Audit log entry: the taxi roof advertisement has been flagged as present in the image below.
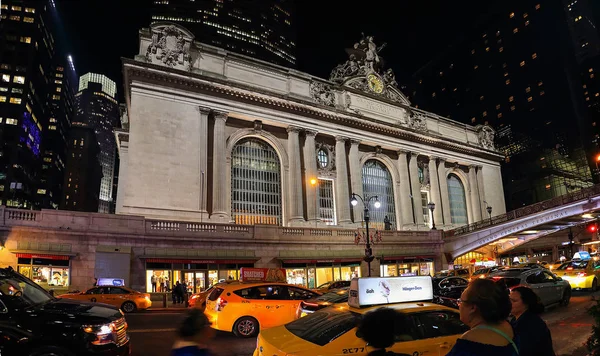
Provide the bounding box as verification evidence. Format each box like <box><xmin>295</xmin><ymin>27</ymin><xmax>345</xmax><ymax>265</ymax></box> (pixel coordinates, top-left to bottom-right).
<box><xmin>239</xmin><ymin>267</ymin><xmax>286</xmax><ymax>283</ymax></box>
<box><xmin>348</xmin><ymin>276</ymin><xmax>433</xmax><ymax>308</ymax></box>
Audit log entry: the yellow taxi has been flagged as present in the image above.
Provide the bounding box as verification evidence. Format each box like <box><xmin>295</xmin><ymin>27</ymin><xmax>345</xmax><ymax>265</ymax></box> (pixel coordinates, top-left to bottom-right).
<box><xmin>205</xmin><ymin>268</ymin><xmax>321</xmax><ymax>337</ymax></box>
<box><xmin>254</xmin><ymin>276</ymin><xmax>468</xmax><ymax>356</ymax></box>
<box><xmin>58</xmin><ymin>285</ymin><xmax>152</xmax><ymax>313</ymax></box>
<box><xmin>553</xmin><ymin>252</ymin><xmax>600</xmax><ymax>290</ymax></box>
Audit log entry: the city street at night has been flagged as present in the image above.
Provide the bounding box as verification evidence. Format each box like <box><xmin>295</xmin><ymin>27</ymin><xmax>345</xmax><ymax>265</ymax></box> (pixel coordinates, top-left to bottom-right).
<box><xmin>127</xmin><ymin>291</ymin><xmax>599</xmax><ymax>356</ymax></box>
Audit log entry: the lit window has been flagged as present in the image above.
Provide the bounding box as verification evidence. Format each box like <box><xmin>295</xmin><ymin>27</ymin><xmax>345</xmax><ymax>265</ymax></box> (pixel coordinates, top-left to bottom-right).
<box><xmin>497</xmin><ymin>113</ymin><xmax>503</xmax><ymax>118</ymax></box>
<box><xmin>55</xmin><ymin>80</ymin><xmax>62</xmax><ymax>84</ymax></box>
<box><xmin>56</xmin><ymin>87</ymin><xmax>61</xmax><ymax>92</ymax></box>
<box><xmin>499</xmin><ymin>47</ymin><xmax>504</xmax><ymax>52</ymax></box>
<box><xmin>485</xmin><ymin>47</ymin><xmax>490</xmax><ymax>52</ymax></box>
<box><xmin>502</xmin><ymin>63</ymin><xmax>508</xmax><ymax>68</ymax></box>
<box><xmin>37</xmin><ymin>189</ymin><xmax>46</xmax><ymax>194</ymax></box>
<box><xmin>480</xmin><ymin>96</ymin><xmax>485</xmax><ymax>101</ymax></box>
<box><xmin>596</xmin><ymin>93</ymin><xmax>600</xmax><ymax>97</ymax></box>
<box><xmin>496</xmin><ymin>104</ymin><xmax>501</xmax><ymax>110</ymax></box>
<box><xmin>474</xmin><ymin>65</ymin><xmax>479</xmax><ymax>69</ymax></box>
<box><xmin>525</xmin><ymin>20</ymin><xmax>530</xmax><ymax>26</ymax></box>
<box><xmin>523</xmin><ymin>13</ymin><xmax>528</xmax><ymax>18</ymax></box>
<box><xmin>432</xmin><ymin>92</ymin><xmax>436</xmax><ymax>98</ymax></box>
<box><xmin>506</xmin><ymin>79</ymin><xmax>511</xmax><ymax>85</ymax></box>
<box><xmin>504</xmin><ymin>72</ymin><xmax>509</xmax><ymax>77</ymax></box>
<box><xmin>0</xmin><ymin>5</ymin><xmax>7</xmax><ymax>10</ymax></box>
<box><xmin>538</xmin><ymin>81</ymin><xmax>543</xmax><ymax>86</ymax></box>
<box><xmin>586</xmin><ymin>97</ymin><xmax>590</xmax><ymax>101</ymax></box>
<box><xmin>545</xmin><ymin>184</ymin><xmax>551</xmax><ymax>190</ymax></box>
<box><xmin>13</xmin><ymin>76</ymin><xmax>25</xmax><ymax>84</ymax></box>
<box><xmin>592</xmin><ymin>74</ymin><xmax>596</xmax><ymax>79</ymax></box>
<box><xmin>509</xmin><ymin>96</ymin><xmax>514</xmax><ymax>102</ymax></box>
<box><xmin>590</xmin><ymin>68</ymin><xmax>594</xmax><ymax>73</ymax></box>
<box><xmin>510</xmin><ymin>12</ymin><xmax>515</xmax><ymax>18</ymax></box>
<box><xmin>11</xmin><ymin>88</ymin><xmax>22</xmax><ymax>94</ymax></box>
<box><xmin>25</xmin><ymin>7</ymin><xmax>35</xmax><ymax>13</ymax></box>
<box><xmin>483</xmin><ymin>111</ymin><xmax>488</xmax><ymax>117</ymax></box>
<box><xmin>9</xmin><ymin>97</ymin><xmax>21</xmax><ymax>104</ymax></box>
<box><xmin>525</xmin><ymin>87</ymin><xmax>531</xmax><ymax>93</ymax></box>
<box><xmin>511</xmin><ymin>105</ymin><xmax>516</xmax><ymax>111</ymax></box>
<box><xmin>5</xmin><ymin>118</ymin><xmax>17</xmax><ymax>125</ymax></box>
<box><xmin>520</xmin><ymin>61</ymin><xmax>525</xmax><ymax>67</ymax></box>
<box><xmin>11</xmin><ymin>6</ymin><xmax>22</xmax><ymax>11</ymax></box>
<box><xmin>471</xmin><ymin>49</ymin><xmax>475</xmax><ymax>54</ymax></box>
<box><xmin>48</xmin><ymin>125</ymin><xmax>57</xmax><ymax>130</ymax></box>
<box><xmin>531</xmin><ymin>53</ymin><xmax>537</xmax><ymax>59</ymax></box>
<box><xmin>471</xmin><ymin>117</ymin><xmax>476</xmax><ymax>123</ymax></box>
<box><xmin>52</xmin><ymin>94</ymin><xmax>60</xmax><ymax>100</ymax></box>
<box><xmin>0</xmin><ymin>87</ymin><xmax>6</xmax><ymax>92</ymax></box>
<box><xmin>1</xmin><ymin>75</ymin><xmax>9</xmax><ymax>82</ymax></box>
<box><xmin>20</xmin><ymin>37</ymin><xmax>31</xmax><ymax>44</ymax></box>
<box><xmin>0</xmin><ymin>96</ymin><xmax>6</xmax><ymax>103</ymax></box>
<box><xmin>9</xmin><ymin>15</ymin><xmax>21</xmax><ymax>21</ymax></box>
<box><xmin>23</xmin><ymin>17</ymin><xmax>34</xmax><ymax>23</ymax></box>
<box><xmin>535</xmin><ymin>4</ymin><xmax>541</xmax><ymax>10</ymax></box>
<box><xmin>513</xmin><ymin>28</ymin><xmax>519</xmax><ymax>34</ymax></box>
<box><xmin>527</xmin><ymin>96</ymin><xmax>533</xmax><ymax>102</ymax></box>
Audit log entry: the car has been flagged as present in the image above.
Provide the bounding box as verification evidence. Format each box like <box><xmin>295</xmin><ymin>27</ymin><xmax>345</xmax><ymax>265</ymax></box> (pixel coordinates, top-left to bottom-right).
<box><xmin>553</xmin><ymin>258</ymin><xmax>600</xmax><ymax>290</ymax></box>
<box><xmin>58</xmin><ymin>285</ymin><xmax>152</xmax><ymax>313</ymax></box>
<box><xmin>254</xmin><ymin>276</ymin><xmax>469</xmax><ymax>356</ymax></box>
<box><xmin>205</xmin><ymin>281</ymin><xmax>321</xmax><ymax>337</ymax></box>
<box><xmin>296</xmin><ymin>288</ymin><xmax>349</xmax><ymax>317</ymax></box>
<box><xmin>433</xmin><ymin>268</ymin><xmax>470</xmax><ymax>279</ymax></box>
<box><xmin>514</xmin><ymin>262</ymin><xmax>546</xmax><ymax>269</ymax></box>
<box><xmin>432</xmin><ymin>276</ymin><xmax>468</xmax><ymax>309</ymax></box>
<box><xmin>488</xmin><ymin>267</ymin><xmax>571</xmax><ymax>307</ymax></box>
<box><xmin>312</xmin><ymin>280</ymin><xmax>351</xmax><ymax>293</ymax></box>
<box><xmin>469</xmin><ymin>266</ymin><xmax>506</xmax><ymax>281</ymax></box>
<box><xmin>0</xmin><ymin>267</ymin><xmax>130</xmax><ymax>356</ymax></box>
<box><xmin>549</xmin><ymin>260</ymin><xmax>566</xmax><ymax>271</ymax></box>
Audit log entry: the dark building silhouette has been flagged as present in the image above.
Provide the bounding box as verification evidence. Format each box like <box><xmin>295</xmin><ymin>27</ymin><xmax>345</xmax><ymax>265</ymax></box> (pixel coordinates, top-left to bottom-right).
<box><xmin>0</xmin><ymin>0</ymin><xmax>76</xmax><ymax>209</ymax></box>
<box><xmin>150</xmin><ymin>0</ymin><xmax>296</xmax><ymax>67</ymax></box>
<box><xmin>407</xmin><ymin>0</ymin><xmax>599</xmax><ymax>210</ymax></box>
<box><xmin>60</xmin><ymin>123</ymin><xmax>102</xmax><ymax>212</ymax></box>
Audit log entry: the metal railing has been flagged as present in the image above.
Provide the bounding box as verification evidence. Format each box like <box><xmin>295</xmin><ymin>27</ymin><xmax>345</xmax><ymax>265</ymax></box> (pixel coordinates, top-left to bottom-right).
<box><xmin>444</xmin><ymin>184</ymin><xmax>600</xmax><ymax>238</ymax></box>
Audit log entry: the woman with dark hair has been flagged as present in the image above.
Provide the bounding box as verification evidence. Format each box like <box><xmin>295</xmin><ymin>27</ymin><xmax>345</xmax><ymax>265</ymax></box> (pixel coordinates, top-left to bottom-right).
<box><xmin>171</xmin><ymin>309</ymin><xmax>215</xmax><ymax>356</ymax></box>
<box><xmin>446</xmin><ymin>279</ymin><xmax>518</xmax><ymax>356</ymax></box>
<box><xmin>356</xmin><ymin>308</ymin><xmax>411</xmax><ymax>356</ymax></box>
<box><xmin>510</xmin><ymin>286</ymin><xmax>555</xmax><ymax>356</ymax></box>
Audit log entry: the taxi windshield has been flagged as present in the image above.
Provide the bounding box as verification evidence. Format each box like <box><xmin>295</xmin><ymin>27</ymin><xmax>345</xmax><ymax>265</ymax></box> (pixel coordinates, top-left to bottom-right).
<box><xmin>285</xmin><ymin>307</ymin><xmax>360</xmax><ymax>346</ymax></box>
<box><xmin>557</xmin><ymin>261</ymin><xmax>589</xmax><ymax>270</ymax></box>
<box><xmin>0</xmin><ymin>269</ymin><xmax>54</xmax><ymax>308</ymax></box>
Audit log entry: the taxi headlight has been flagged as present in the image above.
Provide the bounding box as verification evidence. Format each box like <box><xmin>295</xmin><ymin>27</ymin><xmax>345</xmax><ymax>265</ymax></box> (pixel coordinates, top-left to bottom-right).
<box><xmin>83</xmin><ymin>323</ymin><xmax>116</xmax><ymax>345</ymax></box>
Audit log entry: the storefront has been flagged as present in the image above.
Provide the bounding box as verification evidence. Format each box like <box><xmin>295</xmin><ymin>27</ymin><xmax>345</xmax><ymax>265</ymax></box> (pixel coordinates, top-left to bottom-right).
<box><xmin>143</xmin><ymin>258</ymin><xmax>256</xmax><ymax>294</ymax></box>
<box><xmin>281</xmin><ymin>259</ymin><xmax>362</xmax><ymax>289</ymax></box>
<box><xmin>379</xmin><ymin>256</ymin><xmax>434</xmax><ymax>277</ymax></box>
<box><xmin>15</xmin><ymin>252</ymin><xmax>76</xmax><ymax>295</ymax></box>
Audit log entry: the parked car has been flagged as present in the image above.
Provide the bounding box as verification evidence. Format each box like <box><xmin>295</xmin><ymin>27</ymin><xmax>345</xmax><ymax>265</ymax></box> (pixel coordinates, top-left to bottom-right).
<box><xmin>312</xmin><ymin>280</ymin><xmax>351</xmax><ymax>293</ymax></box>
<box><xmin>488</xmin><ymin>267</ymin><xmax>571</xmax><ymax>307</ymax></box>
<box><xmin>434</xmin><ymin>268</ymin><xmax>470</xmax><ymax>279</ymax></box>
<box><xmin>432</xmin><ymin>276</ymin><xmax>469</xmax><ymax>309</ymax></box>
<box><xmin>470</xmin><ymin>266</ymin><xmax>506</xmax><ymax>281</ymax></box>
<box><xmin>296</xmin><ymin>288</ymin><xmax>349</xmax><ymax>317</ymax></box>
<box><xmin>553</xmin><ymin>258</ymin><xmax>600</xmax><ymax>290</ymax></box>
<box><xmin>58</xmin><ymin>285</ymin><xmax>151</xmax><ymax>313</ymax></box>
<box><xmin>0</xmin><ymin>267</ymin><xmax>130</xmax><ymax>356</ymax></box>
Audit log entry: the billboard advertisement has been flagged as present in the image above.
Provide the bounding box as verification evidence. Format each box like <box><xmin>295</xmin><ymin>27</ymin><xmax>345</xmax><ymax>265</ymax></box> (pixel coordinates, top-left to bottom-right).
<box><xmin>348</xmin><ymin>276</ymin><xmax>433</xmax><ymax>308</ymax></box>
<box><xmin>239</xmin><ymin>267</ymin><xmax>286</xmax><ymax>283</ymax></box>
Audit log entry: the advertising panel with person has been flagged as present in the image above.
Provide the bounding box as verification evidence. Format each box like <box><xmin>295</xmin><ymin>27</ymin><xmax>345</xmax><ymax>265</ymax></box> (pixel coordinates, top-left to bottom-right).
<box><xmin>348</xmin><ymin>276</ymin><xmax>433</xmax><ymax>308</ymax></box>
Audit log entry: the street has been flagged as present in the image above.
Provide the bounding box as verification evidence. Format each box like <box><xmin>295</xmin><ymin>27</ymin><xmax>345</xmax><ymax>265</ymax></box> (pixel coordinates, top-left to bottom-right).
<box><xmin>126</xmin><ymin>290</ymin><xmax>599</xmax><ymax>356</ymax></box>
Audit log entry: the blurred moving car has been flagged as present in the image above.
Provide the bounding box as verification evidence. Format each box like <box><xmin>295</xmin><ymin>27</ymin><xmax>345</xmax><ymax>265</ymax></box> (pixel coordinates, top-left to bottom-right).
<box><xmin>553</xmin><ymin>257</ymin><xmax>600</xmax><ymax>290</ymax></box>
<box><xmin>488</xmin><ymin>267</ymin><xmax>571</xmax><ymax>307</ymax></box>
<box><xmin>432</xmin><ymin>276</ymin><xmax>468</xmax><ymax>309</ymax></box>
<box><xmin>296</xmin><ymin>288</ymin><xmax>349</xmax><ymax>317</ymax></box>
<box><xmin>470</xmin><ymin>266</ymin><xmax>506</xmax><ymax>281</ymax></box>
<box><xmin>549</xmin><ymin>260</ymin><xmax>566</xmax><ymax>271</ymax></box>
<box><xmin>433</xmin><ymin>268</ymin><xmax>470</xmax><ymax>279</ymax></box>
<box><xmin>58</xmin><ymin>285</ymin><xmax>151</xmax><ymax>313</ymax></box>
<box><xmin>311</xmin><ymin>280</ymin><xmax>351</xmax><ymax>293</ymax></box>
<box><xmin>0</xmin><ymin>267</ymin><xmax>130</xmax><ymax>356</ymax></box>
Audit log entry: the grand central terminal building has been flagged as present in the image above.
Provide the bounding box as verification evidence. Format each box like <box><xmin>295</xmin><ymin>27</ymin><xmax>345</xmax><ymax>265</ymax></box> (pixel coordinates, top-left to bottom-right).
<box><xmin>0</xmin><ymin>23</ymin><xmax>506</xmax><ymax>294</ymax></box>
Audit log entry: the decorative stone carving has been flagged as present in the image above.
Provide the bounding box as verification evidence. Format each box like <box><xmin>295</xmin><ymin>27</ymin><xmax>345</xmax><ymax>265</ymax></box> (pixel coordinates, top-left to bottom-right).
<box><xmin>309</xmin><ymin>81</ymin><xmax>335</xmax><ymax>107</ymax></box>
<box><xmin>375</xmin><ymin>146</ymin><xmax>383</xmax><ymax>155</ymax></box>
<box><xmin>407</xmin><ymin>111</ymin><xmax>428</xmax><ymax>132</ymax></box>
<box><xmin>343</xmin><ymin>93</ymin><xmax>352</xmax><ymax>109</ymax></box>
<box><xmin>253</xmin><ymin>120</ymin><xmax>263</xmax><ymax>131</ymax></box>
<box><xmin>476</xmin><ymin>124</ymin><xmax>496</xmax><ymax>150</ymax></box>
<box><xmin>146</xmin><ymin>23</ymin><xmax>194</xmax><ymax>70</ymax></box>
<box><xmin>316</xmin><ymin>142</ymin><xmax>336</xmax><ymax>178</ymax></box>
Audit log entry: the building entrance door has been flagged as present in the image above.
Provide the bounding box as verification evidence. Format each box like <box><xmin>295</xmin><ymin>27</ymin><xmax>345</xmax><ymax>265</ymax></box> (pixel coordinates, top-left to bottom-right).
<box><xmin>194</xmin><ymin>271</ymin><xmax>206</xmax><ymax>293</ymax></box>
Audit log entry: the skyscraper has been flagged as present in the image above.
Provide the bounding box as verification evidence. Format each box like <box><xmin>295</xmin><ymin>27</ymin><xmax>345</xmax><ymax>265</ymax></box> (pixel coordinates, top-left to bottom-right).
<box><xmin>150</xmin><ymin>0</ymin><xmax>296</xmax><ymax>67</ymax></box>
<box><xmin>407</xmin><ymin>1</ymin><xmax>597</xmax><ymax>209</ymax></box>
<box><xmin>73</xmin><ymin>73</ymin><xmax>119</xmax><ymax>213</ymax></box>
<box><xmin>0</xmin><ymin>0</ymin><xmax>76</xmax><ymax>209</ymax></box>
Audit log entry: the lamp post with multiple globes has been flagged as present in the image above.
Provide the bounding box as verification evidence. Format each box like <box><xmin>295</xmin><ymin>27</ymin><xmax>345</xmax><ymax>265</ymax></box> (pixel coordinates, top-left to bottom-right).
<box><xmin>350</xmin><ymin>192</ymin><xmax>381</xmax><ymax>277</ymax></box>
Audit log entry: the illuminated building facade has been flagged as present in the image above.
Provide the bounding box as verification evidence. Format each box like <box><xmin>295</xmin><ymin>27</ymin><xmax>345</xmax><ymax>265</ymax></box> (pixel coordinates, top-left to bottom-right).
<box><xmin>150</xmin><ymin>0</ymin><xmax>296</xmax><ymax>66</ymax></box>
<box><xmin>0</xmin><ymin>0</ymin><xmax>76</xmax><ymax>209</ymax></box>
<box><xmin>74</xmin><ymin>73</ymin><xmax>120</xmax><ymax>213</ymax></box>
<box><xmin>408</xmin><ymin>1</ymin><xmax>597</xmax><ymax>209</ymax></box>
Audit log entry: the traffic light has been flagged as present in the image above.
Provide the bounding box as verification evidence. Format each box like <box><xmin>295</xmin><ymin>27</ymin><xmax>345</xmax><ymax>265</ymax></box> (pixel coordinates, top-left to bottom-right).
<box><xmin>588</xmin><ymin>223</ymin><xmax>598</xmax><ymax>233</ymax></box>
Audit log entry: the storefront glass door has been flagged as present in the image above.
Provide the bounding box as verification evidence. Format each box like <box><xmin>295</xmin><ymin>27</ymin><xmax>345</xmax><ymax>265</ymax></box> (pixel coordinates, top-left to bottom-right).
<box><xmin>195</xmin><ymin>272</ymin><xmax>206</xmax><ymax>293</ymax></box>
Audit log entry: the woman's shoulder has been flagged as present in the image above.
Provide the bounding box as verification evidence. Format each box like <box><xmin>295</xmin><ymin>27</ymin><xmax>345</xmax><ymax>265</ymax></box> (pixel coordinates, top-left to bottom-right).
<box><xmin>447</xmin><ymin>339</ymin><xmax>517</xmax><ymax>356</ymax></box>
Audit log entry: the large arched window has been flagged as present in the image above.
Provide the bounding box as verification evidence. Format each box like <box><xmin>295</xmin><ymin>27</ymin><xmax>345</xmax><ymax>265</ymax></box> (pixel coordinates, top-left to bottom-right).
<box><xmin>448</xmin><ymin>174</ymin><xmax>468</xmax><ymax>226</ymax></box>
<box><xmin>362</xmin><ymin>160</ymin><xmax>396</xmax><ymax>230</ymax></box>
<box><xmin>231</xmin><ymin>138</ymin><xmax>282</xmax><ymax>225</ymax></box>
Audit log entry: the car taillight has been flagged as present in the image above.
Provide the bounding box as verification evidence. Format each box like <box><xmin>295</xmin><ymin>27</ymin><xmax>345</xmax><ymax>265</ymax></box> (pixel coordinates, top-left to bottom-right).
<box><xmin>578</xmin><ymin>272</ymin><xmax>587</xmax><ymax>277</ymax></box>
<box><xmin>216</xmin><ymin>297</ymin><xmax>227</xmax><ymax>311</ymax></box>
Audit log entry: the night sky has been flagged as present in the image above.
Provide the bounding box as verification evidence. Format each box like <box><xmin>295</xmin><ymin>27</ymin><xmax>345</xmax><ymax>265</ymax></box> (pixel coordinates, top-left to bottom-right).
<box><xmin>56</xmin><ymin>1</ymin><xmax>492</xmax><ymax>101</ymax></box>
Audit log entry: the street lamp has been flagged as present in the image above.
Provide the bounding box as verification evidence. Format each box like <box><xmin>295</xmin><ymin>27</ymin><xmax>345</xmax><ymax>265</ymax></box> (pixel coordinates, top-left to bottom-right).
<box><xmin>486</xmin><ymin>205</ymin><xmax>493</xmax><ymax>224</ymax></box>
<box><xmin>427</xmin><ymin>202</ymin><xmax>436</xmax><ymax>230</ymax></box>
<box><xmin>350</xmin><ymin>192</ymin><xmax>381</xmax><ymax>277</ymax></box>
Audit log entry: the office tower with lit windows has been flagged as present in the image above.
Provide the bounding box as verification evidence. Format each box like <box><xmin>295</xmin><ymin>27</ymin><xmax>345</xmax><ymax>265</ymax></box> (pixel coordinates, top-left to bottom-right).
<box><xmin>0</xmin><ymin>0</ymin><xmax>76</xmax><ymax>209</ymax></box>
<box><xmin>407</xmin><ymin>0</ymin><xmax>598</xmax><ymax>209</ymax></box>
<box><xmin>60</xmin><ymin>123</ymin><xmax>102</xmax><ymax>212</ymax></box>
<box><xmin>150</xmin><ymin>0</ymin><xmax>296</xmax><ymax>66</ymax></box>
<box><xmin>73</xmin><ymin>73</ymin><xmax>120</xmax><ymax>213</ymax></box>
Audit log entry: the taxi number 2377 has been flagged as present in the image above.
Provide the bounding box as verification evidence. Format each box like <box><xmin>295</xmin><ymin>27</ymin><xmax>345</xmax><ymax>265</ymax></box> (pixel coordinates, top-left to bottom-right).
<box><xmin>342</xmin><ymin>348</ymin><xmax>365</xmax><ymax>354</ymax></box>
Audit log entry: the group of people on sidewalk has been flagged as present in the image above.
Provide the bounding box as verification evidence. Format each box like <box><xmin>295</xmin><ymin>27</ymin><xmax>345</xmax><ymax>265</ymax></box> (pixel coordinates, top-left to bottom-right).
<box><xmin>169</xmin><ymin>278</ymin><xmax>555</xmax><ymax>356</ymax></box>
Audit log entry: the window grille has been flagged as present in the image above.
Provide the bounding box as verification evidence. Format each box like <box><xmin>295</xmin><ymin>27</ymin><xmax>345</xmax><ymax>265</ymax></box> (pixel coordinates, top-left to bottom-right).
<box><xmin>362</xmin><ymin>160</ymin><xmax>396</xmax><ymax>230</ymax></box>
<box><xmin>421</xmin><ymin>191</ymin><xmax>431</xmax><ymax>227</ymax></box>
<box><xmin>231</xmin><ymin>138</ymin><xmax>282</xmax><ymax>225</ymax></box>
<box><xmin>448</xmin><ymin>174</ymin><xmax>468</xmax><ymax>225</ymax></box>
<box><xmin>317</xmin><ymin>179</ymin><xmax>336</xmax><ymax>225</ymax></box>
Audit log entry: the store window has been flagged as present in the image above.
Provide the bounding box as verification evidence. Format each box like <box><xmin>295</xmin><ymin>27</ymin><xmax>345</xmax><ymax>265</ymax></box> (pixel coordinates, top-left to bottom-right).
<box><xmin>448</xmin><ymin>174</ymin><xmax>468</xmax><ymax>226</ymax></box>
<box><xmin>380</xmin><ymin>261</ymin><xmax>434</xmax><ymax>277</ymax></box>
<box><xmin>17</xmin><ymin>257</ymin><xmax>70</xmax><ymax>293</ymax></box>
<box><xmin>362</xmin><ymin>160</ymin><xmax>396</xmax><ymax>230</ymax></box>
<box><xmin>284</xmin><ymin>264</ymin><xmax>361</xmax><ymax>289</ymax></box>
<box><xmin>231</xmin><ymin>138</ymin><xmax>282</xmax><ymax>225</ymax></box>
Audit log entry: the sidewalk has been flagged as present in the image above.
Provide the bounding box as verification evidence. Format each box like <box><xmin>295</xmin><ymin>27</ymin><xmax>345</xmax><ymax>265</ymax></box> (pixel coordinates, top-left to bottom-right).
<box><xmin>147</xmin><ymin>292</ymin><xmax>189</xmax><ymax>311</ymax></box>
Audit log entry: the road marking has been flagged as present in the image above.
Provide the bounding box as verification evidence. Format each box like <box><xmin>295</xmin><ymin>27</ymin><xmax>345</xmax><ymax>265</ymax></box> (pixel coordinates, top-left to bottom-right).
<box><xmin>128</xmin><ymin>328</ymin><xmax>176</xmax><ymax>333</ymax></box>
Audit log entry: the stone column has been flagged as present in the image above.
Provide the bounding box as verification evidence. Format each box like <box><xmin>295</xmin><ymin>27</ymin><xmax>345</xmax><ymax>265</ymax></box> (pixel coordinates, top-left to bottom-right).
<box><xmin>468</xmin><ymin>165</ymin><xmax>482</xmax><ymax>222</ymax></box>
<box><xmin>335</xmin><ymin>136</ymin><xmax>352</xmax><ymax>225</ymax></box>
<box><xmin>408</xmin><ymin>152</ymin><xmax>424</xmax><ymax>226</ymax></box>
<box><xmin>198</xmin><ymin>107</ymin><xmax>210</xmax><ymax>219</ymax></box>
<box><xmin>428</xmin><ymin>157</ymin><xmax>444</xmax><ymax>227</ymax></box>
<box><xmin>287</xmin><ymin>126</ymin><xmax>304</xmax><ymax>224</ymax></box>
<box><xmin>303</xmin><ymin>130</ymin><xmax>318</xmax><ymax>223</ymax></box>
<box><xmin>476</xmin><ymin>165</ymin><xmax>487</xmax><ymax>218</ymax></box>
<box><xmin>438</xmin><ymin>158</ymin><xmax>451</xmax><ymax>226</ymax></box>
<box><xmin>397</xmin><ymin>150</ymin><xmax>414</xmax><ymax>228</ymax></box>
<box><xmin>211</xmin><ymin>111</ymin><xmax>229</xmax><ymax>221</ymax></box>
<box><xmin>348</xmin><ymin>139</ymin><xmax>364</xmax><ymax>223</ymax></box>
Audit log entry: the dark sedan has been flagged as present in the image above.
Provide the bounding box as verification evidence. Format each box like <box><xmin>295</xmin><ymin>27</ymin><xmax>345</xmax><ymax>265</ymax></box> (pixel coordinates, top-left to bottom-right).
<box><xmin>296</xmin><ymin>288</ymin><xmax>349</xmax><ymax>318</ymax></box>
<box><xmin>432</xmin><ymin>276</ymin><xmax>469</xmax><ymax>309</ymax></box>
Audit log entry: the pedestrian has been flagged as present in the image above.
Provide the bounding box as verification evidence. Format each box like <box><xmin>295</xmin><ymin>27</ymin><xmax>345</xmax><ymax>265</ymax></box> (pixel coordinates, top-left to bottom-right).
<box><xmin>177</xmin><ymin>281</ymin><xmax>186</xmax><ymax>304</ymax></box>
<box><xmin>446</xmin><ymin>279</ymin><xmax>518</xmax><ymax>356</ymax></box>
<box><xmin>94</xmin><ymin>277</ymin><xmax>98</xmax><ymax>287</ymax></box>
<box><xmin>510</xmin><ymin>286</ymin><xmax>555</xmax><ymax>356</ymax></box>
<box><xmin>172</xmin><ymin>282</ymin><xmax>179</xmax><ymax>304</ymax></box>
<box><xmin>356</xmin><ymin>307</ymin><xmax>412</xmax><ymax>356</ymax></box>
<box><xmin>171</xmin><ymin>309</ymin><xmax>215</xmax><ymax>356</ymax></box>
<box><xmin>151</xmin><ymin>274</ymin><xmax>157</xmax><ymax>293</ymax></box>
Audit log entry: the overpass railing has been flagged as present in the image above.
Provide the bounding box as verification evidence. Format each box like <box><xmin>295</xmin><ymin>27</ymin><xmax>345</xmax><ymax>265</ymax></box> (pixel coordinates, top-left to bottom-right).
<box><xmin>444</xmin><ymin>184</ymin><xmax>600</xmax><ymax>239</ymax></box>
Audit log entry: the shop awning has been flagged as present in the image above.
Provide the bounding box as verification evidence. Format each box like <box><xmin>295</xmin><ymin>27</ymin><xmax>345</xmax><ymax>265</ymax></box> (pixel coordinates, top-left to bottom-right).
<box><xmin>140</xmin><ymin>256</ymin><xmax>259</xmax><ymax>264</ymax></box>
<box><xmin>13</xmin><ymin>250</ymin><xmax>77</xmax><ymax>260</ymax></box>
<box><xmin>380</xmin><ymin>255</ymin><xmax>436</xmax><ymax>261</ymax></box>
<box><xmin>280</xmin><ymin>257</ymin><xmax>363</xmax><ymax>264</ymax></box>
